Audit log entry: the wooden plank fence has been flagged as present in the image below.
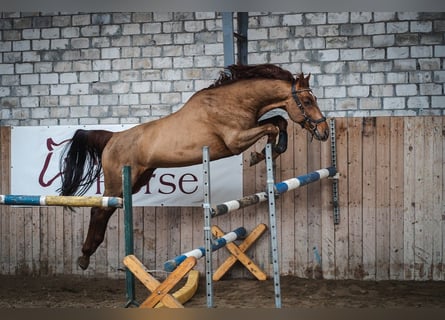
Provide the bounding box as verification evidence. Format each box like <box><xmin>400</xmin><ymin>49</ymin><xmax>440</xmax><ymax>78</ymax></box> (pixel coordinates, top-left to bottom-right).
<box><xmin>0</xmin><ymin>116</ymin><xmax>444</xmax><ymax>280</ymax></box>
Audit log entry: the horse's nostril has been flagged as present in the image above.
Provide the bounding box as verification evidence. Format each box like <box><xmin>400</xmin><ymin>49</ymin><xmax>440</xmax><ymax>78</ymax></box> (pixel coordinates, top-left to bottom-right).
<box><xmin>318</xmin><ymin>129</ymin><xmax>329</xmax><ymax>141</ymax></box>
<box><xmin>325</xmin><ymin>133</ymin><xmax>330</xmax><ymax>141</ymax></box>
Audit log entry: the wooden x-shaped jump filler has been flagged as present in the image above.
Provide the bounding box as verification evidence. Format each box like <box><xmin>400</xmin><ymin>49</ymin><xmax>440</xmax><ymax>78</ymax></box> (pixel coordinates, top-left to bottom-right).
<box><xmin>123</xmin><ymin>254</ymin><xmax>197</xmax><ymax>308</ymax></box>
<box><xmin>211</xmin><ymin>223</ymin><xmax>268</xmax><ymax>281</ymax></box>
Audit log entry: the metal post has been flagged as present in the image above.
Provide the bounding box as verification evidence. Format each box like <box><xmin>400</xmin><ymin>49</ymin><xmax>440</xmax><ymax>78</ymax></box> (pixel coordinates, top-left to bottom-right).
<box><xmin>329</xmin><ymin>119</ymin><xmax>340</xmax><ymax>225</ymax></box>
<box><xmin>122</xmin><ymin>166</ymin><xmax>138</xmax><ymax>307</ymax></box>
<box><xmin>265</xmin><ymin>143</ymin><xmax>282</xmax><ymax>308</ymax></box>
<box><xmin>222</xmin><ymin>12</ymin><xmax>235</xmax><ymax>67</ymax></box>
<box><xmin>236</xmin><ymin>12</ymin><xmax>248</xmax><ymax>65</ymax></box>
<box><xmin>202</xmin><ymin>146</ymin><xmax>213</xmax><ymax>308</ymax></box>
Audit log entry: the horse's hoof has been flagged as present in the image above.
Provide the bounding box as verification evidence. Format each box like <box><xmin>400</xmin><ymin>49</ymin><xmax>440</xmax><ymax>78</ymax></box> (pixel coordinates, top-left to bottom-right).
<box><xmin>78</xmin><ymin>256</ymin><xmax>90</xmax><ymax>270</ymax></box>
<box><xmin>249</xmin><ymin>152</ymin><xmax>264</xmax><ymax>166</ymax></box>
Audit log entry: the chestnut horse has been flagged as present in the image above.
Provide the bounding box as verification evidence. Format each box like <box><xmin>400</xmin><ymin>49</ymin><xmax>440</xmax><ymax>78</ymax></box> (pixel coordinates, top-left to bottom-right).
<box><xmin>59</xmin><ymin>63</ymin><xmax>329</xmax><ymax>270</ymax></box>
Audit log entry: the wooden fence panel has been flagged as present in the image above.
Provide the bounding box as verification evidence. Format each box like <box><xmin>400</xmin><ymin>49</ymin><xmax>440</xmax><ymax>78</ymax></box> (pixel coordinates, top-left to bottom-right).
<box><xmin>433</xmin><ymin>117</ymin><xmax>444</xmax><ymax>280</ymax></box>
<box><xmin>376</xmin><ymin>117</ymin><xmax>391</xmax><ymax>280</ymax></box>
<box><xmin>347</xmin><ymin>117</ymin><xmax>363</xmax><ymax>279</ymax></box>
<box><xmin>403</xmin><ymin>118</ymin><xmax>416</xmax><ymax>280</ymax></box>
<box><xmin>292</xmin><ymin>127</ymin><xmax>309</xmax><ymax>278</ymax></box>
<box><xmin>253</xmin><ymin>142</ymin><xmax>271</xmax><ymax>276</ymax></box>
<box><xmin>435</xmin><ymin>117</ymin><xmax>445</xmax><ymax>280</ymax></box>
<box><xmin>320</xmin><ymin>126</ymin><xmax>335</xmax><ymax>280</ymax></box>
<box><xmin>278</xmin><ymin>124</ymin><xmax>296</xmax><ymax>276</ymax></box>
<box><xmin>421</xmin><ymin>117</ymin><xmax>434</xmax><ymax>280</ymax></box>
<box><xmin>0</xmin><ymin>117</ymin><xmax>444</xmax><ymax>281</ymax></box>
<box><xmin>389</xmin><ymin>117</ymin><xmax>404</xmax><ymax>280</ymax></box>
<box><xmin>420</xmin><ymin>116</ymin><xmax>444</xmax><ymax>281</ymax></box>
<box><xmin>362</xmin><ymin>117</ymin><xmax>377</xmax><ymax>280</ymax></box>
<box><xmin>334</xmin><ymin>118</ymin><xmax>350</xmax><ymax>279</ymax></box>
<box><xmin>307</xmin><ymin>134</ymin><xmax>322</xmax><ymax>279</ymax></box>
<box><xmin>142</xmin><ymin>207</ymin><xmax>157</xmax><ymax>271</ymax></box>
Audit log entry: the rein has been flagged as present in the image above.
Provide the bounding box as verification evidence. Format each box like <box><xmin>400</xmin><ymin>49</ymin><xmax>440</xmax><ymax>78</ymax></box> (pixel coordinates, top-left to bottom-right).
<box><xmin>291</xmin><ymin>81</ymin><xmax>326</xmax><ymax>129</ymax></box>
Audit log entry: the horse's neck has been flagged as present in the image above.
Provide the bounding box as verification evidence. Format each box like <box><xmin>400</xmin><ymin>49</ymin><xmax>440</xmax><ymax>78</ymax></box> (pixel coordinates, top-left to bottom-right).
<box><xmin>244</xmin><ymin>78</ymin><xmax>289</xmax><ymax>98</ymax></box>
<box><xmin>242</xmin><ymin>79</ymin><xmax>291</xmax><ymax>117</ymax></box>
<box><xmin>182</xmin><ymin>79</ymin><xmax>292</xmax><ymax>120</ymax></box>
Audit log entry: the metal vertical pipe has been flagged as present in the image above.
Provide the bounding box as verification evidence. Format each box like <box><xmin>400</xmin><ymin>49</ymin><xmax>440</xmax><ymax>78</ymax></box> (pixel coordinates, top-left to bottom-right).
<box><xmin>236</xmin><ymin>12</ymin><xmax>248</xmax><ymax>65</ymax></box>
<box><xmin>330</xmin><ymin>119</ymin><xmax>340</xmax><ymax>225</ymax></box>
<box><xmin>122</xmin><ymin>165</ymin><xmax>137</xmax><ymax>307</ymax></box>
<box><xmin>202</xmin><ymin>146</ymin><xmax>213</xmax><ymax>308</ymax></box>
<box><xmin>222</xmin><ymin>12</ymin><xmax>235</xmax><ymax>67</ymax></box>
<box><xmin>265</xmin><ymin>144</ymin><xmax>282</xmax><ymax>308</ymax></box>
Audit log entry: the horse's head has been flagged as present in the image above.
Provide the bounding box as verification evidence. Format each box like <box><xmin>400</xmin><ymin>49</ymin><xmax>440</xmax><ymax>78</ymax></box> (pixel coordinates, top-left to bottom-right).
<box><xmin>286</xmin><ymin>73</ymin><xmax>329</xmax><ymax>141</ymax></box>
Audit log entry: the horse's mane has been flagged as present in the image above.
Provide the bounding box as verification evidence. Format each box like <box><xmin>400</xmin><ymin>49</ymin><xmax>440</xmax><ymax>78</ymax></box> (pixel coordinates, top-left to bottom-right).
<box><xmin>207</xmin><ymin>63</ymin><xmax>296</xmax><ymax>89</ymax></box>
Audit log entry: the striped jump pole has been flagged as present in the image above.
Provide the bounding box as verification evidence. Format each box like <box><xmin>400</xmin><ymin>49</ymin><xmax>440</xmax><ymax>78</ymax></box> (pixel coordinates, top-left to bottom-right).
<box><xmin>0</xmin><ymin>194</ymin><xmax>123</xmax><ymax>208</ymax></box>
<box><xmin>212</xmin><ymin>166</ymin><xmax>337</xmax><ymax>217</ymax></box>
<box><xmin>1</xmin><ymin>168</ymin><xmax>135</xmax><ymax>307</ymax></box>
<box><xmin>164</xmin><ymin>226</ymin><xmax>247</xmax><ymax>272</ymax></box>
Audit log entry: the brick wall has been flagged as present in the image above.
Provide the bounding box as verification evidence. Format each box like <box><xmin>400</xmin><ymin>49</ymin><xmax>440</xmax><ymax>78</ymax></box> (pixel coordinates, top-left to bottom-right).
<box><xmin>0</xmin><ymin>12</ymin><xmax>444</xmax><ymax>126</ymax></box>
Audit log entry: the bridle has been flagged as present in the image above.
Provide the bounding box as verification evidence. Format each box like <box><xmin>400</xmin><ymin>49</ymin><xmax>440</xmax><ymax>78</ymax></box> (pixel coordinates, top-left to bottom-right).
<box><xmin>291</xmin><ymin>80</ymin><xmax>326</xmax><ymax>130</ymax></box>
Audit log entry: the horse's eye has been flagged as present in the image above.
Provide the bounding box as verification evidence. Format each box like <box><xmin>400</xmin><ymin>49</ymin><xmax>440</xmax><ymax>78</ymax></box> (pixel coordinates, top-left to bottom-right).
<box><xmin>304</xmin><ymin>99</ymin><xmax>311</xmax><ymax>106</ymax></box>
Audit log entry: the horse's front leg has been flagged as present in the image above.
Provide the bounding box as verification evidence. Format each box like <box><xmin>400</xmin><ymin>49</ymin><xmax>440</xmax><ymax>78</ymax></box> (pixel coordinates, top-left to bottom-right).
<box><xmin>225</xmin><ymin>123</ymin><xmax>280</xmax><ymax>156</ymax></box>
<box><xmin>78</xmin><ymin>206</ymin><xmax>117</xmax><ymax>270</ymax></box>
<box><xmin>250</xmin><ymin>115</ymin><xmax>288</xmax><ymax>166</ymax></box>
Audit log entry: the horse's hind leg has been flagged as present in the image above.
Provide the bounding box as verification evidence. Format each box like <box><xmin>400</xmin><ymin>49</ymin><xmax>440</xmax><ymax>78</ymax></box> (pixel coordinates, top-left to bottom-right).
<box><xmin>78</xmin><ymin>206</ymin><xmax>117</xmax><ymax>270</ymax></box>
<box><xmin>77</xmin><ymin>167</ymin><xmax>154</xmax><ymax>270</ymax></box>
<box><xmin>250</xmin><ymin>115</ymin><xmax>288</xmax><ymax>166</ymax></box>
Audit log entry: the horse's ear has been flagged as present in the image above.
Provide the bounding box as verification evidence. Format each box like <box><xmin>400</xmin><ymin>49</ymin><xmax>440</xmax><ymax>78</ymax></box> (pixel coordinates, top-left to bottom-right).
<box><xmin>305</xmin><ymin>73</ymin><xmax>311</xmax><ymax>82</ymax></box>
<box><xmin>297</xmin><ymin>72</ymin><xmax>304</xmax><ymax>84</ymax></box>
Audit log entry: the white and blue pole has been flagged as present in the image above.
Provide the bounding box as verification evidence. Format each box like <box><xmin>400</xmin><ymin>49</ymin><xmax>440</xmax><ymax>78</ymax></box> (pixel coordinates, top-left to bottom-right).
<box><xmin>212</xmin><ymin>166</ymin><xmax>337</xmax><ymax>217</ymax></box>
<box><xmin>164</xmin><ymin>226</ymin><xmax>246</xmax><ymax>272</ymax></box>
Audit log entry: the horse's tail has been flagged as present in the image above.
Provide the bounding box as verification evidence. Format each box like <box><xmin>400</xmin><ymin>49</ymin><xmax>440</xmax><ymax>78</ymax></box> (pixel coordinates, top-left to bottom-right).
<box><xmin>59</xmin><ymin>129</ymin><xmax>114</xmax><ymax>196</ymax></box>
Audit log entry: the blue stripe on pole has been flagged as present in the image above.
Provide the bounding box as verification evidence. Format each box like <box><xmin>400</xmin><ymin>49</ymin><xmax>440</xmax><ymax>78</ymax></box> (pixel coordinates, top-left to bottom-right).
<box><xmin>164</xmin><ymin>227</ymin><xmax>247</xmax><ymax>272</ymax></box>
<box><xmin>298</xmin><ymin>171</ymin><xmax>321</xmax><ymax>185</ymax></box>
<box><xmin>108</xmin><ymin>197</ymin><xmax>122</xmax><ymax>207</ymax></box>
<box><xmin>230</xmin><ymin>227</ymin><xmax>246</xmax><ymax>239</ymax></box>
<box><xmin>275</xmin><ymin>167</ymin><xmax>336</xmax><ymax>194</ymax></box>
<box><xmin>2</xmin><ymin>195</ymin><xmax>42</xmax><ymax>205</ymax></box>
<box><xmin>274</xmin><ymin>182</ymin><xmax>289</xmax><ymax>194</ymax></box>
<box><xmin>275</xmin><ymin>172</ymin><xmax>320</xmax><ymax>194</ymax></box>
<box><xmin>327</xmin><ymin>166</ymin><xmax>337</xmax><ymax>177</ymax></box>
<box><xmin>164</xmin><ymin>248</ymin><xmax>206</xmax><ymax>272</ymax></box>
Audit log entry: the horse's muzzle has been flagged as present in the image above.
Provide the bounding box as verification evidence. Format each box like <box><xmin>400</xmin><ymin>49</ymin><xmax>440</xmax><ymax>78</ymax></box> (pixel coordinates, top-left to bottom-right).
<box><xmin>312</xmin><ymin>124</ymin><xmax>329</xmax><ymax>141</ymax></box>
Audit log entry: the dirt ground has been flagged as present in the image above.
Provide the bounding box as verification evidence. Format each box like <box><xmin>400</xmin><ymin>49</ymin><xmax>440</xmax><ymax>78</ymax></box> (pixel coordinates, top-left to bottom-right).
<box><xmin>0</xmin><ymin>274</ymin><xmax>445</xmax><ymax>308</ymax></box>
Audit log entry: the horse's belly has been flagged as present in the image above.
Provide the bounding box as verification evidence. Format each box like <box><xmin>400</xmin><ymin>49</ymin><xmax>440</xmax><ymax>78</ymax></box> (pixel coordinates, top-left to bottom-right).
<box><xmin>103</xmin><ymin>123</ymin><xmax>233</xmax><ymax>169</ymax></box>
<box><xmin>150</xmin><ymin>141</ymin><xmax>233</xmax><ymax>168</ymax></box>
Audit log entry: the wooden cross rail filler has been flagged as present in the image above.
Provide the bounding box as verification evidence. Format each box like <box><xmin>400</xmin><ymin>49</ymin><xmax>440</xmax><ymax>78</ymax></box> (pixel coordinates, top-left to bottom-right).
<box><xmin>212</xmin><ymin>223</ymin><xmax>268</xmax><ymax>281</ymax></box>
<box><xmin>123</xmin><ymin>254</ymin><xmax>198</xmax><ymax>308</ymax></box>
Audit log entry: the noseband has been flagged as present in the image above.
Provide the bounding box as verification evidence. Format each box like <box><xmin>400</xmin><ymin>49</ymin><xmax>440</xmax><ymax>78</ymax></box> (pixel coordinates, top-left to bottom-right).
<box><xmin>291</xmin><ymin>81</ymin><xmax>326</xmax><ymax>129</ymax></box>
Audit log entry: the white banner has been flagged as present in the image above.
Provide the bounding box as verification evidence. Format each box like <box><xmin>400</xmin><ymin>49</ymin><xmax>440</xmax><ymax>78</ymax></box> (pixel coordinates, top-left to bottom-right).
<box><xmin>10</xmin><ymin>125</ymin><xmax>243</xmax><ymax>207</ymax></box>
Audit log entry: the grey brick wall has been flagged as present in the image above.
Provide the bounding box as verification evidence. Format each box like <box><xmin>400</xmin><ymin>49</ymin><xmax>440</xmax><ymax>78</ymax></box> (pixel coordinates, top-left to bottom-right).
<box><xmin>0</xmin><ymin>12</ymin><xmax>444</xmax><ymax>126</ymax></box>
